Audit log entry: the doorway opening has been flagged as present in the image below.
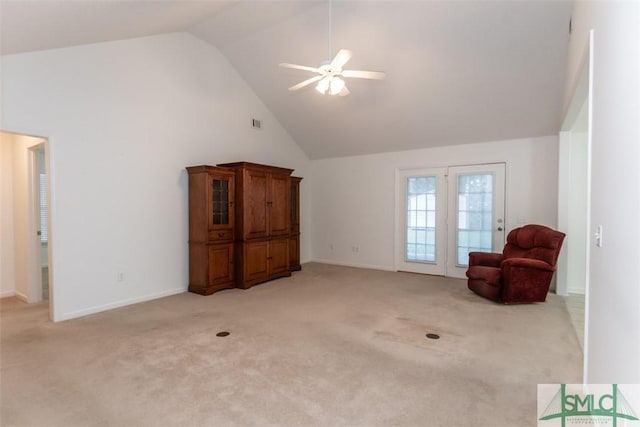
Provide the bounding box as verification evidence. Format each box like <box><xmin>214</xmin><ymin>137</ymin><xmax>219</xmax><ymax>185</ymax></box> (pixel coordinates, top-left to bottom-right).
<box><xmin>0</xmin><ymin>131</ymin><xmax>53</xmax><ymax>319</ymax></box>
<box><xmin>557</xmin><ymin>30</ymin><xmax>593</xmax><ymax>382</ymax></box>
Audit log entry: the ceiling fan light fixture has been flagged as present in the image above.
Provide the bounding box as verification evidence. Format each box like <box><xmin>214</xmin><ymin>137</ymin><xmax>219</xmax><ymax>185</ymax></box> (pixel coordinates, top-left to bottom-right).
<box><xmin>329</xmin><ymin>77</ymin><xmax>345</xmax><ymax>95</ymax></box>
<box><xmin>315</xmin><ymin>76</ymin><xmax>346</xmax><ymax>96</ymax></box>
<box><xmin>315</xmin><ymin>77</ymin><xmax>330</xmax><ymax>94</ymax></box>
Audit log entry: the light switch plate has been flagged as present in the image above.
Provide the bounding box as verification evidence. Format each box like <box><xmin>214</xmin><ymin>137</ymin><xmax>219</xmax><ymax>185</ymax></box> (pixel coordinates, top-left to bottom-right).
<box><xmin>595</xmin><ymin>225</ymin><xmax>603</xmax><ymax>248</ymax></box>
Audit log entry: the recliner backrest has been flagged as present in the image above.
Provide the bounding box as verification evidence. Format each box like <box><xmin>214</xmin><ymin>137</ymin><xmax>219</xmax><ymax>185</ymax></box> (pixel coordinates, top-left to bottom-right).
<box><xmin>502</xmin><ymin>225</ymin><xmax>566</xmax><ymax>266</ymax></box>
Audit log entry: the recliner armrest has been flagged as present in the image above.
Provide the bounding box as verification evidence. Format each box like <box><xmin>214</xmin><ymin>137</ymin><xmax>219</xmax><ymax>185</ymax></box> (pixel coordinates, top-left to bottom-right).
<box><xmin>501</xmin><ymin>257</ymin><xmax>555</xmax><ymax>272</ymax></box>
<box><xmin>468</xmin><ymin>252</ymin><xmax>503</xmax><ymax>268</ymax></box>
<box><xmin>500</xmin><ymin>257</ymin><xmax>556</xmax><ymax>303</ymax></box>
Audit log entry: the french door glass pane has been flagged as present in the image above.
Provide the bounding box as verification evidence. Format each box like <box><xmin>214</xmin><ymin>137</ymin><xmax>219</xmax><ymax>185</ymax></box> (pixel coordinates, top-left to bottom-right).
<box><xmin>406</xmin><ymin>176</ymin><xmax>436</xmax><ymax>262</ymax></box>
<box><xmin>457</xmin><ymin>174</ymin><xmax>493</xmax><ymax>265</ymax></box>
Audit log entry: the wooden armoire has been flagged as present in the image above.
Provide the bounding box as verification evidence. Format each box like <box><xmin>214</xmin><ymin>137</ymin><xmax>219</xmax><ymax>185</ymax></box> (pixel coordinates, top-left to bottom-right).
<box><xmin>187</xmin><ymin>162</ymin><xmax>301</xmax><ymax>294</ymax></box>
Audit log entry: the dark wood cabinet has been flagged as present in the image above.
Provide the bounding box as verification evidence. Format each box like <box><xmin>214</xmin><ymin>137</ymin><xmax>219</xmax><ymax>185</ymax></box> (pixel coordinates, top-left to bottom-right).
<box><xmin>188</xmin><ymin>162</ymin><xmax>301</xmax><ymax>294</ymax></box>
<box><xmin>218</xmin><ymin>162</ymin><xmax>294</xmax><ymax>289</ymax></box>
<box><xmin>187</xmin><ymin>166</ymin><xmax>236</xmax><ymax>295</ymax></box>
<box><xmin>289</xmin><ymin>177</ymin><xmax>302</xmax><ymax>271</ymax></box>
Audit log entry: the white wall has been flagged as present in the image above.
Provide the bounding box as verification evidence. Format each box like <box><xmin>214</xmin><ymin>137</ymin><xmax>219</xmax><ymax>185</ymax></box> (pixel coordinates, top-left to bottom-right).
<box><xmin>564</xmin><ymin>1</ymin><xmax>640</xmax><ymax>383</ymax></box>
<box><xmin>0</xmin><ymin>134</ymin><xmax>16</xmax><ymax>297</ymax></box>
<box><xmin>310</xmin><ymin>136</ymin><xmax>559</xmax><ymax>271</ymax></box>
<box><xmin>1</xmin><ymin>33</ymin><xmax>311</xmax><ymax>321</ymax></box>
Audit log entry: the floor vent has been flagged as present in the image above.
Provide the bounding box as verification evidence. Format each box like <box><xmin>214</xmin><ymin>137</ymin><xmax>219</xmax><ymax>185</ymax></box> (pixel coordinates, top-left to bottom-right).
<box><xmin>426</xmin><ymin>333</ymin><xmax>440</xmax><ymax>340</ymax></box>
<box><xmin>216</xmin><ymin>331</ymin><xmax>230</xmax><ymax>337</ymax></box>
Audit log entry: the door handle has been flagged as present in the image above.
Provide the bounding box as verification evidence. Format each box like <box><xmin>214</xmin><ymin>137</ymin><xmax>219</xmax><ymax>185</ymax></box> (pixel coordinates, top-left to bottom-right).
<box><xmin>497</xmin><ymin>227</ymin><xmax>503</xmax><ymax>231</ymax></box>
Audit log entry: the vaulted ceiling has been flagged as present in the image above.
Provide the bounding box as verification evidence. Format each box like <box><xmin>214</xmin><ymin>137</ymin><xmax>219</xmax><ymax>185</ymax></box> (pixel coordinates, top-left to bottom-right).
<box><xmin>0</xmin><ymin>0</ymin><xmax>572</xmax><ymax>159</ymax></box>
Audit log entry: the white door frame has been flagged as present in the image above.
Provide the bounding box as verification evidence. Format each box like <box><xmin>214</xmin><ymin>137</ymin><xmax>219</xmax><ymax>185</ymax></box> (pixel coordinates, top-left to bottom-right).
<box><xmin>557</xmin><ymin>30</ymin><xmax>593</xmax><ymax>383</ymax></box>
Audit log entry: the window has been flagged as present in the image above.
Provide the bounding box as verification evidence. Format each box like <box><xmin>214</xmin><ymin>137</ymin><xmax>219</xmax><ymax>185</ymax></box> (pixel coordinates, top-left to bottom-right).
<box><xmin>406</xmin><ymin>176</ymin><xmax>437</xmax><ymax>262</ymax></box>
<box><xmin>456</xmin><ymin>174</ymin><xmax>494</xmax><ymax>265</ymax></box>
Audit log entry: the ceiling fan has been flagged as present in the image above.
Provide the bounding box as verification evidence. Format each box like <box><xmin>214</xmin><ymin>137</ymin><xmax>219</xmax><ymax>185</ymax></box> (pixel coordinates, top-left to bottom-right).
<box><xmin>280</xmin><ymin>49</ymin><xmax>385</xmax><ymax>96</ymax></box>
<box><xmin>279</xmin><ymin>0</ymin><xmax>385</xmax><ymax>96</ymax></box>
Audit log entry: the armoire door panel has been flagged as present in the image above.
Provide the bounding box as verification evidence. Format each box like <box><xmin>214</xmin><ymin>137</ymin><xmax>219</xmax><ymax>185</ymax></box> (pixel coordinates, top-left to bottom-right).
<box><xmin>269</xmin><ymin>238</ymin><xmax>290</xmax><ymax>275</ymax></box>
<box><xmin>208</xmin><ymin>172</ymin><xmax>235</xmax><ymax>232</ymax></box>
<box><xmin>289</xmin><ymin>235</ymin><xmax>300</xmax><ymax>271</ymax></box>
<box><xmin>289</xmin><ymin>177</ymin><xmax>302</xmax><ymax>271</ymax></box>
<box><xmin>245</xmin><ymin>170</ymin><xmax>269</xmax><ymax>239</ymax></box>
<box><xmin>269</xmin><ymin>174</ymin><xmax>290</xmax><ymax>236</ymax></box>
<box><xmin>209</xmin><ymin>243</ymin><xmax>234</xmax><ymax>285</ymax></box>
<box><xmin>245</xmin><ymin>241</ymin><xmax>269</xmax><ymax>281</ymax></box>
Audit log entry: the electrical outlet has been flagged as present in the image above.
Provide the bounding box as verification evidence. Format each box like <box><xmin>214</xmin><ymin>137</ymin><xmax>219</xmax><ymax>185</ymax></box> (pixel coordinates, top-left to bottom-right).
<box><xmin>329</xmin><ymin>243</ymin><xmax>334</xmax><ymax>250</ymax></box>
<box><xmin>352</xmin><ymin>246</ymin><xmax>360</xmax><ymax>253</ymax></box>
<box><xmin>117</xmin><ymin>272</ymin><xmax>125</xmax><ymax>282</ymax></box>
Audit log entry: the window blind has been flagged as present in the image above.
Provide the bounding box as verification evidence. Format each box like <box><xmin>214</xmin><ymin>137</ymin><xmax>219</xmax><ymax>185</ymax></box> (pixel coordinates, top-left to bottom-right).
<box><xmin>39</xmin><ymin>173</ymin><xmax>47</xmax><ymax>242</ymax></box>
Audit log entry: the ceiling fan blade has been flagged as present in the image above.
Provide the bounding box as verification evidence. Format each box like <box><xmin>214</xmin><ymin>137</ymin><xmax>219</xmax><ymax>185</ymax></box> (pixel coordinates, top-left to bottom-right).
<box><xmin>288</xmin><ymin>75</ymin><xmax>323</xmax><ymax>91</ymax></box>
<box><xmin>330</xmin><ymin>49</ymin><xmax>352</xmax><ymax>69</ymax></box>
<box><xmin>279</xmin><ymin>63</ymin><xmax>320</xmax><ymax>73</ymax></box>
<box><xmin>338</xmin><ymin>86</ymin><xmax>350</xmax><ymax>97</ymax></box>
<box><xmin>342</xmin><ymin>70</ymin><xmax>386</xmax><ymax>80</ymax></box>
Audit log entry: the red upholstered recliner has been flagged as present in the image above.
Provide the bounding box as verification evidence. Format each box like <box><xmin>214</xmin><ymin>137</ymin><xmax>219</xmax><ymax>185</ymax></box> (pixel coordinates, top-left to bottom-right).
<box><xmin>466</xmin><ymin>224</ymin><xmax>565</xmax><ymax>303</ymax></box>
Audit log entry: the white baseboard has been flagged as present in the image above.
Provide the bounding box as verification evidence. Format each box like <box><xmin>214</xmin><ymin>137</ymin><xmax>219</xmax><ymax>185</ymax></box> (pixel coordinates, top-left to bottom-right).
<box><xmin>15</xmin><ymin>291</ymin><xmax>28</xmax><ymax>302</ymax></box>
<box><xmin>55</xmin><ymin>287</ymin><xmax>186</xmax><ymax>322</ymax></box>
<box><xmin>567</xmin><ymin>287</ymin><xmax>586</xmax><ymax>295</ymax></box>
<box><xmin>308</xmin><ymin>258</ymin><xmax>395</xmax><ymax>272</ymax></box>
<box><xmin>0</xmin><ymin>290</ymin><xmax>16</xmax><ymax>298</ymax></box>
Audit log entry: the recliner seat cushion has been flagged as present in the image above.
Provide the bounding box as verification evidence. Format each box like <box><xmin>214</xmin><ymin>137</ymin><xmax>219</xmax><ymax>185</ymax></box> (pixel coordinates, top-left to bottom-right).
<box><xmin>466</xmin><ymin>265</ymin><xmax>502</xmax><ymax>287</ymax></box>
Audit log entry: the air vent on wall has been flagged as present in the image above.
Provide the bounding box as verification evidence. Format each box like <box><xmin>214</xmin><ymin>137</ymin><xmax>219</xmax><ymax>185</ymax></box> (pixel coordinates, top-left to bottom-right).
<box><xmin>252</xmin><ymin>118</ymin><xmax>262</xmax><ymax>129</ymax></box>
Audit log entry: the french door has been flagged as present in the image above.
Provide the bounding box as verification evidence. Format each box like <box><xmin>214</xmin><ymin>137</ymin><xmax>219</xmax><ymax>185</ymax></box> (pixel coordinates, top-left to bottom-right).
<box><xmin>396</xmin><ymin>168</ymin><xmax>448</xmax><ymax>275</ymax></box>
<box><xmin>396</xmin><ymin>163</ymin><xmax>505</xmax><ymax>278</ymax></box>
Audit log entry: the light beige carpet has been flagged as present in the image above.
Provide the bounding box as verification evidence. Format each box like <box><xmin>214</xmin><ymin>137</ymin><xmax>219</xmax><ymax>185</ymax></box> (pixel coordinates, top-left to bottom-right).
<box><xmin>0</xmin><ymin>263</ymin><xmax>581</xmax><ymax>426</ymax></box>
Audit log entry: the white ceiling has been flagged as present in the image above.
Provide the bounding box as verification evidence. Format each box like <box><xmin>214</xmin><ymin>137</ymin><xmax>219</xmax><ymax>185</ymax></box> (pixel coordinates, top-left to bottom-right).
<box><xmin>0</xmin><ymin>1</ymin><xmax>234</xmax><ymax>54</ymax></box>
<box><xmin>0</xmin><ymin>0</ymin><xmax>572</xmax><ymax>159</ymax></box>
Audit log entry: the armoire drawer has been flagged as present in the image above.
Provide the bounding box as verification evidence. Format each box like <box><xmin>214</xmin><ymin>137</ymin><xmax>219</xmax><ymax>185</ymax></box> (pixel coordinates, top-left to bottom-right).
<box><xmin>209</xmin><ymin>229</ymin><xmax>234</xmax><ymax>242</ymax></box>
